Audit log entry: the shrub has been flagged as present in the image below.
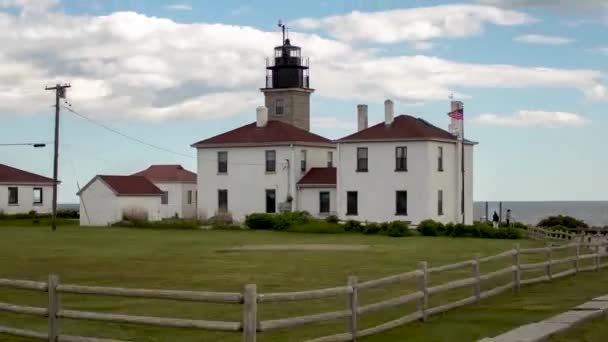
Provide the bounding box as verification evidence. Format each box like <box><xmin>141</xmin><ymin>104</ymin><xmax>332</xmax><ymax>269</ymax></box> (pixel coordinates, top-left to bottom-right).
<box><xmin>288</xmin><ymin>221</ymin><xmax>344</xmax><ymax>234</ymax></box>
<box><xmin>444</xmin><ymin>223</ymin><xmax>455</xmax><ymax>237</ymax></box>
<box><xmin>512</xmin><ymin>222</ymin><xmax>527</xmax><ymax>230</ymax></box>
<box><xmin>208</xmin><ymin>210</ymin><xmax>233</xmax><ymax>225</ymax></box>
<box><xmin>538</xmin><ymin>215</ymin><xmax>588</xmax><ymax>229</ymax></box>
<box><xmin>344</xmin><ymin>220</ymin><xmax>363</xmax><ymax>232</ymax></box>
<box><xmin>476</xmin><ymin>223</ymin><xmax>497</xmax><ymax>239</ymax></box>
<box><xmin>325</xmin><ymin>215</ymin><xmax>340</xmax><ymax>223</ymax></box>
<box><xmin>387</xmin><ymin>221</ymin><xmax>411</xmax><ymax>237</ymax></box>
<box><xmin>212</xmin><ymin>223</ymin><xmax>243</xmax><ymax>230</ymax></box>
<box><xmin>379</xmin><ymin>222</ymin><xmax>391</xmax><ymax>235</ymax></box>
<box><xmin>122</xmin><ymin>207</ymin><xmax>148</xmax><ymax>222</ymax></box>
<box><xmin>273</xmin><ymin>214</ymin><xmax>291</xmax><ymax>231</ymax></box>
<box><xmin>417</xmin><ymin>219</ymin><xmax>439</xmax><ymax>236</ymax></box>
<box><xmin>495</xmin><ymin>227</ymin><xmax>523</xmax><ymax>239</ymax></box>
<box><xmin>113</xmin><ymin>219</ymin><xmax>199</xmax><ymax>230</ymax></box>
<box><xmin>363</xmin><ymin>222</ymin><xmax>381</xmax><ymax>235</ymax></box>
<box><xmin>245</xmin><ymin>213</ymin><xmax>276</xmax><ymax>230</ymax></box>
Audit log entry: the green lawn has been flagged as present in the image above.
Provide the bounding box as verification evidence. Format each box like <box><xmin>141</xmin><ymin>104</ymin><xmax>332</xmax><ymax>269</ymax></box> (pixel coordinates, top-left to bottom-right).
<box><xmin>0</xmin><ymin>225</ymin><xmax>607</xmax><ymax>341</ymax></box>
<box><xmin>548</xmin><ymin>311</ymin><xmax>608</xmax><ymax>342</ymax></box>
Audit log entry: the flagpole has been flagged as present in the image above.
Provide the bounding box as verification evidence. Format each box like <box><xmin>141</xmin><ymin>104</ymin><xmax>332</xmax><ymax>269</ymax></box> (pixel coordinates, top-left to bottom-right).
<box><xmin>461</xmin><ymin>114</ymin><xmax>465</xmax><ymax>225</ymax></box>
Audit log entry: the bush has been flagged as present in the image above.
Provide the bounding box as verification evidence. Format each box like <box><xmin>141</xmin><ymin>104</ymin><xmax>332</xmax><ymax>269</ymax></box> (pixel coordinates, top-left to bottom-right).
<box><xmin>344</xmin><ymin>220</ymin><xmax>363</xmax><ymax>232</ymax></box>
<box><xmin>212</xmin><ymin>223</ymin><xmax>243</xmax><ymax>230</ymax></box>
<box><xmin>273</xmin><ymin>214</ymin><xmax>291</xmax><ymax>231</ymax></box>
<box><xmin>417</xmin><ymin>219</ymin><xmax>439</xmax><ymax>236</ymax></box>
<box><xmin>512</xmin><ymin>222</ymin><xmax>527</xmax><ymax>230</ymax></box>
<box><xmin>325</xmin><ymin>215</ymin><xmax>340</xmax><ymax>223</ymax></box>
<box><xmin>288</xmin><ymin>221</ymin><xmax>345</xmax><ymax>234</ymax></box>
<box><xmin>113</xmin><ymin>219</ymin><xmax>199</xmax><ymax>230</ymax></box>
<box><xmin>476</xmin><ymin>223</ymin><xmax>497</xmax><ymax>239</ymax></box>
<box><xmin>538</xmin><ymin>215</ymin><xmax>588</xmax><ymax>229</ymax></box>
<box><xmin>363</xmin><ymin>222</ymin><xmax>381</xmax><ymax>235</ymax></box>
<box><xmin>208</xmin><ymin>211</ymin><xmax>233</xmax><ymax>225</ymax></box>
<box><xmin>444</xmin><ymin>223</ymin><xmax>455</xmax><ymax>237</ymax></box>
<box><xmin>245</xmin><ymin>213</ymin><xmax>276</xmax><ymax>230</ymax></box>
<box><xmin>387</xmin><ymin>221</ymin><xmax>411</xmax><ymax>237</ymax></box>
<box><xmin>495</xmin><ymin>227</ymin><xmax>523</xmax><ymax>239</ymax></box>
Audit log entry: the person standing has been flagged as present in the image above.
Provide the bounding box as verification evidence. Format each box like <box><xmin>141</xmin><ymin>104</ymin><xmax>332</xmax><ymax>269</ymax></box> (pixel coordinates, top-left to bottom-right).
<box><xmin>492</xmin><ymin>211</ymin><xmax>500</xmax><ymax>229</ymax></box>
<box><xmin>506</xmin><ymin>209</ymin><xmax>512</xmax><ymax>226</ymax></box>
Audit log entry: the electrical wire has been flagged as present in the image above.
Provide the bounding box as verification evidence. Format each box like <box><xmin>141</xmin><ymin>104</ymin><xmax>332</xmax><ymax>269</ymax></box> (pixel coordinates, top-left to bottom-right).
<box><xmin>61</xmin><ymin>104</ymin><xmax>287</xmax><ymax>168</ymax></box>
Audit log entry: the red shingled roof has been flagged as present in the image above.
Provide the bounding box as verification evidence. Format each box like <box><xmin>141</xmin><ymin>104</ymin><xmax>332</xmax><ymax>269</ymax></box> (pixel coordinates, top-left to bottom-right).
<box><xmin>337</xmin><ymin>115</ymin><xmax>458</xmax><ymax>142</ymax></box>
<box><xmin>192</xmin><ymin>120</ymin><xmax>334</xmax><ymax>147</ymax></box>
<box><xmin>98</xmin><ymin>176</ymin><xmax>162</xmax><ymax>196</ymax></box>
<box><xmin>297</xmin><ymin>167</ymin><xmax>336</xmax><ymax>187</ymax></box>
<box><xmin>132</xmin><ymin>165</ymin><xmax>196</xmax><ymax>183</ymax></box>
<box><xmin>0</xmin><ymin>164</ymin><xmax>55</xmax><ymax>184</ymax></box>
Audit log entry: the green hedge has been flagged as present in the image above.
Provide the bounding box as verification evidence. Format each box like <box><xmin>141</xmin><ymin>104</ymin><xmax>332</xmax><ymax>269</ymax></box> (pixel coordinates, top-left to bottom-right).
<box><xmin>538</xmin><ymin>215</ymin><xmax>588</xmax><ymax>229</ymax></box>
<box><xmin>0</xmin><ymin>210</ymin><xmax>79</xmax><ymax>220</ymax></box>
<box><xmin>417</xmin><ymin>220</ymin><xmax>523</xmax><ymax>239</ymax></box>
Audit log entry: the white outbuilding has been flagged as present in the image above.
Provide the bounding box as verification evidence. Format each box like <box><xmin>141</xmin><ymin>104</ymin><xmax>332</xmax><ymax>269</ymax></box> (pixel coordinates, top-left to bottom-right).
<box><xmin>0</xmin><ymin>163</ymin><xmax>55</xmax><ymax>215</ymax></box>
<box><xmin>131</xmin><ymin>165</ymin><xmax>197</xmax><ymax>219</ymax></box>
<box><xmin>78</xmin><ymin>175</ymin><xmax>163</xmax><ymax>226</ymax></box>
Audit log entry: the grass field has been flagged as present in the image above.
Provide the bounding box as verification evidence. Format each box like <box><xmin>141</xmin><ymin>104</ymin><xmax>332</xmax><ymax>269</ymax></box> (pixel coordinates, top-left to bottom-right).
<box><xmin>548</xmin><ymin>314</ymin><xmax>608</xmax><ymax>342</ymax></box>
<box><xmin>1</xmin><ymin>225</ymin><xmax>608</xmax><ymax>341</ymax></box>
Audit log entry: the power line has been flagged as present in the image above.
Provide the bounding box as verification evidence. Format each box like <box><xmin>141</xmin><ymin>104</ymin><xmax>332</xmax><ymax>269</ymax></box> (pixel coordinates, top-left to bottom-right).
<box><xmin>0</xmin><ymin>142</ymin><xmax>52</xmax><ymax>146</ymax></box>
<box><xmin>62</xmin><ymin>105</ymin><xmax>286</xmax><ymax>168</ymax></box>
<box><xmin>63</xmin><ymin>105</ymin><xmax>194</xmax><ymax>159</ymax></box>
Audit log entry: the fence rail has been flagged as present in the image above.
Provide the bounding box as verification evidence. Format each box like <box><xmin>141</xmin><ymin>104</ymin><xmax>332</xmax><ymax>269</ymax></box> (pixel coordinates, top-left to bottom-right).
<box><xmin>2</xmin><ymin>240</ymin><xmax>608</xmax><ymax>341</ymax></box>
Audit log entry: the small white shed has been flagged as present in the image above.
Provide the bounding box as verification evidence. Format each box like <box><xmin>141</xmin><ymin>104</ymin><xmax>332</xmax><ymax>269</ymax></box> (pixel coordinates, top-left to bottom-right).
<box><xmin>78</xmin><ymin>175</ymin><xmax>162</xmax><ymax>226</ymax></box>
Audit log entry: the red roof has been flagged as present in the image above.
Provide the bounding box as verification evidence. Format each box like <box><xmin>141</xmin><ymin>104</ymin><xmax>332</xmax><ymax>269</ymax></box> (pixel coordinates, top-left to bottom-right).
<box><xmin>192</xmin><ymin>120</ymin><xmax>334</xmax><ymax>147</ymax></box>
<box><xmin>132</xmin><ymin>165</ymin><xmax>196</xmax><ymax>183</ymax></box>
<box><xmin>97</xmin><ymin>176</ymin><xmax>162</xmax><ymax>196</ymax></box>
<box><xmin>338</xmin><ymin>115</ymin><xmax>458</xmax><ymax>142</ymax></box>
<box><xmin>297</xmin><ymin>167</ymin><xmax>336</xmax><ymax>187</ymax></box>
<box><xmin>0</xmin><ymin>164</ymin><xmax>55</xmax><ymax>184</ymax></box>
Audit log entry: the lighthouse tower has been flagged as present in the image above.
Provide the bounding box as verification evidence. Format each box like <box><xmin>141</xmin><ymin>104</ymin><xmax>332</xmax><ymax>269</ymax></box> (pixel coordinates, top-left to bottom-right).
<box><xmin>261</xmin><ymin>24</ymin><xmax>314</xmax><ymax>131</ymax></box>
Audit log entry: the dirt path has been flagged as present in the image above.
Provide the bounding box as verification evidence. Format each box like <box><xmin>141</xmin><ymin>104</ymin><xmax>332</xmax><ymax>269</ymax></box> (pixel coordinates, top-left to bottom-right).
<box><xmin>220</xmin><ymin>244</ymin><xmax>370</xmax><ymax>252</ymax></box>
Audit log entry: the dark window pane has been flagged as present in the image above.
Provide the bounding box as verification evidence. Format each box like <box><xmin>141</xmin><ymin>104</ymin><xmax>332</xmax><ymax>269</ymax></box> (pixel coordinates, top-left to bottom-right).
<box><xmin>396</xmin><ymin>191</ymin><xmax>407</xmax><ymax>215</ymax></box>
<box><xmin>218</xmin><ymin>151</ymin><xmax>228</xmax><ymax>173</ymax></box>
<box><xmin>346</xmin><ymin>191</ymin><xmax>358</xmax><ymax>215</ymax></box>
<box><xmin>187</xmin><ymin>190</ymin><xmax>192</xmax><ymax>205</ymax></box>
<box><xmin>438</xmin><ymin>190</ymin><xmax>444</xmax><ymax>215</ymax></box>
<box><xmin>218</xmin><ymin>190</ymin><xmax>228</xmax><ymax>211</ymax></box>
<box><xmin>438</xmin><ymin>147</ymin><xmax>444</xmax><ymax>171</ymax></box>
<box><xmin>276</xmin><ymin>99</ymin><xmax>284</xmax><ymax>115</ymax></box>
<box><xmin>33</xmin><ymin>188</ymin><xmax>42</xmax><ymax>204</ymax></box>
<box><xmin>266</xmin><ymin>150</ymin><xmax>276</xmax><ymax>172</ymax></box>
<box><xmin>301</xmin><ymin>150</ymin><xmax>307</xmax><ymax>172</ymax></box>
<box><xmin>266</xmin><ymin>189</ymin><xmax>276</xmax><ymax>213</ymax></box>
<box><xmin>395</xmin><ymin>146</ymin><xmax>407</xmax><ymax>171</ymax></box>
<box><xmin>8</xmin><ymin>187</ymin><xmax>18</xmax><ymax>204</ymax></box>
<box><xmin>357</xmin><ymin>147</ymin><xmax>368</xmax><ymax>172</ymax></box>
<box><xmin>161</xmin><ymin>191</ymin><xmax>169</xmax><ymax>205</ymax></box>
<box><xmin>327</xmin><ymin>151</ymin><xmax>333</xmax><ymax>167</ymax></box>
<box><xmin>319</xmin><ymin>192</ymin><xmax>330</xmax><ymax>213</ymax></box>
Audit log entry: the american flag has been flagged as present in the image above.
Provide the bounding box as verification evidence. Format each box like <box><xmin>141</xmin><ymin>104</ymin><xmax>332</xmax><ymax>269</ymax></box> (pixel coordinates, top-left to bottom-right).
<box><xmin>448</xmin><ymin>109</ymin><xmax>463</xmax><ymax>120</ymax></box>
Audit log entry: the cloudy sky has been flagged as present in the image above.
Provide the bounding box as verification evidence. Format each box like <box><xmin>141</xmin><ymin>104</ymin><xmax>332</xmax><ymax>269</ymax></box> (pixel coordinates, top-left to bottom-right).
<box><xmin>1</xmin><ymin>0</ymin><xmax>607</xmax><ymax>203</ymax></box>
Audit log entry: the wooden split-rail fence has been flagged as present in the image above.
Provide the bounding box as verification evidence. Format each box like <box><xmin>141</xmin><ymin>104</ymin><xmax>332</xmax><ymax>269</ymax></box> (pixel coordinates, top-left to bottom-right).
<box><xmin>2</xmin><ymin>241</ymin><xmax>608</xmax><ymax>342</ymax></box>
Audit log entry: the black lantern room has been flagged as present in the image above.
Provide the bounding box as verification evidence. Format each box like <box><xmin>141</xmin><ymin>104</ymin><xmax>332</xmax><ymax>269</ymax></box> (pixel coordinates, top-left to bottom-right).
<box><xmin>265</xmin><ymin>38</ymin><xmax>310</xmax><ymax>89</ymax></box>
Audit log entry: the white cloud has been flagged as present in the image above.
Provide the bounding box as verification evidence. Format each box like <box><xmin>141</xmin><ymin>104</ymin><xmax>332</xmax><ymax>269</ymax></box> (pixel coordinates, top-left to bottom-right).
<box><xmin>474</xmin><ymin>110</ymin><xmax>590</xmax><ymax>127</ymax></box>
<box><xmin>0</xmin><ymin>9</ymin><xmax>605</xmax><ymax>122</ymax></box>
<box><xmin>291</xmin><ymin>5</ymin><xmax>533</xmax><ymax>45</ymax></box>
<box><xmin>0</xmin><ymin>0</ymin><xmax>58</xmax><ymax>14</ymax></box>
<box><xmin>591</xmin><ymin>47</ymin><xmax>608</xmax><ymax>56</ymax></box>
<box><xmin>230</xmin><ymin>5</ymin><xmax>251</xmax><ymax>16</ymax></box>
<box><xmin>514</xmin><ymin>34</ymin><xmax>573</xmax><ymax>45</ymax></box>
<box><xmin>480</xmin><ymin>0</ymin><xmax>608</xmax><ymax>12</ymax></box>
<box><xmin>165</xmin><ymin>4</ymin><xmax>192</xmax><ymax>11</ymax></box>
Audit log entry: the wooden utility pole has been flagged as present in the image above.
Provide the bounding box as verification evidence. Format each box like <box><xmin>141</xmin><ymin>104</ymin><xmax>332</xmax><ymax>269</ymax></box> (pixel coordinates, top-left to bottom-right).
<box><xmin>45</xmin><ymin>83</ymin><xmax>71</xmax><ymax>231</ymax></box>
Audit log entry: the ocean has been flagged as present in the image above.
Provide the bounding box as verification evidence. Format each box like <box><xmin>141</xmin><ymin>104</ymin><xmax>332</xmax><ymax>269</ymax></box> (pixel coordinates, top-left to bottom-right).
<box><xmin>474</xmin><ymin>202</ymin><xmax>608</xmax><ymax>227</ymax></box>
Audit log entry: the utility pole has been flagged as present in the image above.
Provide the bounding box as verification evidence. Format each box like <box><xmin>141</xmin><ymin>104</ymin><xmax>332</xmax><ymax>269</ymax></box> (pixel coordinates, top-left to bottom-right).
<box><xmin>45</xmin><ymin>83</ymin><xmax>71</xmax><ymax>231</ymax></box>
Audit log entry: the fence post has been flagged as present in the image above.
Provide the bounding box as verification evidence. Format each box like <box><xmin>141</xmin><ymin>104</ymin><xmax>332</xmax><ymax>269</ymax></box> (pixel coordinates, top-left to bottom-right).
<box><xmin>595</xmin><ymin>245</ymin><xmax>600</xmax><ymax>272</ymax></box>
<box><xmin>545</xmin><ymin>244</ymin><xmax>553</xmax><ymax>280</ymax></box>
<box><xmin>347</xmin><ymin>276</ymin><xmax>358</xmax><ymax>341</ymax></box>
<box><xmin>575</xmin><ymin>243</ymin><xmax>580</xmax><ymax>273</ymax></box>
<box><xmin>513</xmin><ymin>244</ymin><xmax>520</xmax><ymax>292</ymax></box>
<box><xmin>48</xmin><ymin>275</ymin><xmax>60</xmax><ymax>342</ymax></box>
<box><xmin>243</xmin><ymin>284</ymin><xmax>257</xmax><ymax>342</ymax></box>
<box><xmin>417</xmin><ymin>261</ymin><xmax>428</xmax><ymax>321</ymax></box>
<box><xmin>473</xmin><ymin>254</ymin><xmax>481</xmax><ymax>303</ymax></box>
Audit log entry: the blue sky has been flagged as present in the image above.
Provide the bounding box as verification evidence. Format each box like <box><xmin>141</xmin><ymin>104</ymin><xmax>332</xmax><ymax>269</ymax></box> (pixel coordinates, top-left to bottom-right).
<box><xmin>0</xmin><ymin>0</ymin><xmax>607</xmax><ymax>203</ymax></box>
